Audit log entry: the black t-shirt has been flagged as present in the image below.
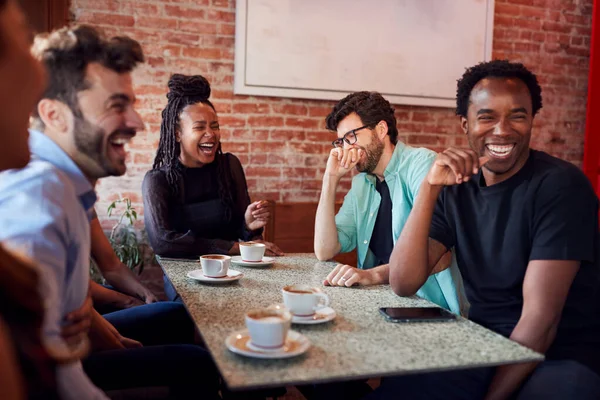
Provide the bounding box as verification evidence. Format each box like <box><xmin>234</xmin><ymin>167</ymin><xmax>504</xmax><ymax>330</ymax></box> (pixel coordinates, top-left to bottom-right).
<box><xmin>142</xmin><ymin>153</ymin><xmax>261</xmax><ymax>258</ymax></box>
<box><xmin>430</xmin><ymin>150</ymin><xmax>600</xmax><ymax>374</ymax></box>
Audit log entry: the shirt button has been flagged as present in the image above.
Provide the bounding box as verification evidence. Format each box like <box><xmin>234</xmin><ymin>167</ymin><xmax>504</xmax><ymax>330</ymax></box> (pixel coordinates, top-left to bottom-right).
<box><xmin>363</xmin><ymin>240</ymin><xmax>368</xmax><ymax>244</ymax></box>
<box><xmin>369</xmin><ymin>212</ymin><xmax>374</xmax><ymax>217</ymax></box>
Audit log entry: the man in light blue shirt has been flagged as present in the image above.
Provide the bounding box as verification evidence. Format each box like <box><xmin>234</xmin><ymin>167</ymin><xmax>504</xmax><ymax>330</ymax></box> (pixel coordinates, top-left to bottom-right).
<box><xmin>0</xmin><ymin>130</ymin><xmax>107</xmax><ymax>399</ymax></box>
<box><xmin>314</xmin><ymin>91</ymin><xmax>460</xmax><ymax>314</ymax></box>
<box><xmin>0</xmin><ymin>25</ymin><xmax>219</xmax><ymax>400</ymax></box>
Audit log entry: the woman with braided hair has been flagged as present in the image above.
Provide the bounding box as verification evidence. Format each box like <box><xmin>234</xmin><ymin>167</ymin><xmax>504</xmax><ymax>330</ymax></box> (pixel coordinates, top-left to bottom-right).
<box><xmin>143</xmin><ymin>74</ymin><xmax>283</xmax><ymax>296</ymax></box>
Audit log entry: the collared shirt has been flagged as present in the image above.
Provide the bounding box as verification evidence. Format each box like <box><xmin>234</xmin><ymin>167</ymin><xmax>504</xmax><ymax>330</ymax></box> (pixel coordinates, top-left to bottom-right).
<box><xmin>0</xmin><ymin>130</ymin><xmax>107</xmax><ymax>400</ymax></box>
<box><xmin>335</xmin><ymin>142</ymin><xmax>461</xmax><ymax>314</ymax></box>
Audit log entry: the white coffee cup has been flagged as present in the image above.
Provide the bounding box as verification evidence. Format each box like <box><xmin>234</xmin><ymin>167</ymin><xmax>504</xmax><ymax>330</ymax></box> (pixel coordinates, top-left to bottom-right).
<box><xmin>239</xmin><ymin>242</ymin><xmax>266</xmax><ymax>262</ymax></box>
<box><xmin>245</xmin><ymin>306</ymin><xmax>292</xmax><ymax>349</ymax></box>
<box><xmin>200</xmin><ymin>254</ymin><xmax>230</xmax><ymax>278</ymax></box>
<box><xmin>282</xmin><ymin>284</ymin><xmax>330</xmax><ymax>317</ymax></box>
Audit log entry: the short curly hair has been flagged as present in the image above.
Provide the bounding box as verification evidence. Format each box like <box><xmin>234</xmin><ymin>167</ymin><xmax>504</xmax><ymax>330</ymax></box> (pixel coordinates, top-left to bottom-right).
<box><xmin>326</xmin><ymin>91</ymin><xmax>398</xmax><ymax>145</ymax></box>
<box><xmin>456</xmin><ymin>59</ymin><xmax>543</xmax><ymax>117</ymax></box>
<box><xmin>30</xmin><ymin>25</ymin><xmax>144</xmax><ymax>128</ymax></box>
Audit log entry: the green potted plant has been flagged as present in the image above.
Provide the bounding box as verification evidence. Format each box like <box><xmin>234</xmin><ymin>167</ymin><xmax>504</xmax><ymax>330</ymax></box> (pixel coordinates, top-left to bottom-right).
<box><xmin>106</xmin><ymin>197</ymin><xmax>144</xmax><ymax>273</ymax></box>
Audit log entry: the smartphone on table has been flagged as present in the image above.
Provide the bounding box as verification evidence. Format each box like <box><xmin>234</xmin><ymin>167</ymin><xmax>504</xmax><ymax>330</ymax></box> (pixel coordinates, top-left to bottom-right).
<box><xmin>379</xmin><ymin>307</ymin><xmax>456</xmax><ymax>323</ymax></box>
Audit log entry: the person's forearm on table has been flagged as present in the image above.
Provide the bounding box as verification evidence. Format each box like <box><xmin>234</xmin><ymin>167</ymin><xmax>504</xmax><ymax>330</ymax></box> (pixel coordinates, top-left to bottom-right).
<box><xmin>484</xmin><ymin>315</ymin><xmax>558</xmax><ymax>400</ymax></box>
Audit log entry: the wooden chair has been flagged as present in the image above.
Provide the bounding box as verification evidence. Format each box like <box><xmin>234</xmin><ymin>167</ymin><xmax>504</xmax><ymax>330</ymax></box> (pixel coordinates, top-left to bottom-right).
<box><xmin>263</xmin><ymin>201</ymin><xmax>357</xmax><ymax>266</ymax></box>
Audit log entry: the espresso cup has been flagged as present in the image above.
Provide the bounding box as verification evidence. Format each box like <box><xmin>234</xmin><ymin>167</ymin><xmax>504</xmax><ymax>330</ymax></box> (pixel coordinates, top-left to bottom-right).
<box><xmin>200</xmin><ymin>254</ymin><xmax>230</xmax><ymax>278</ymax></box>
<box><xmin>282</xmin><ymin>284</ymin><xmax>330</xmax><ymax>316</ymax></box>
<box><xmin>239</xmin><ymin>242</ymin><xmax>266</xmax><ymax>262</ymax></box>
<box><xmin>245</xmin><ymin>306</ymin><xmax>292</xmax><ymax>349</ymax></box>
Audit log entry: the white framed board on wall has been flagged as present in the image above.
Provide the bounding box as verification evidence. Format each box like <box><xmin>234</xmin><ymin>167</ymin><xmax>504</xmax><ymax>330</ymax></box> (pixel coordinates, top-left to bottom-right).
<box><xmin>234</xmin><ymin>0</ymin><xmax>495</xmax><ymax>108</ymax></box>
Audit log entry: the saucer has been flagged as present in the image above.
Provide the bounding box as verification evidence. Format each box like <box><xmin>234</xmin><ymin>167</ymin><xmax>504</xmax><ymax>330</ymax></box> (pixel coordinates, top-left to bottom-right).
<box><xmin>225</xmin><ymin>329</ymin><xmax>310</xmax><ymax>359</ymax></box>
<box><xmin>231</xmin><ymin>256</ymin><xmax>275</xmax><ymax>267</ymax></box>
<box><xmin>291</xmin><ymin>307</ymin><xmax>336</xmax><ymax>325</ymax></box>
<box><xmin>186</xmin><ymin>269</ymin><xmax>243</xmax><ymax>283</ymax></box>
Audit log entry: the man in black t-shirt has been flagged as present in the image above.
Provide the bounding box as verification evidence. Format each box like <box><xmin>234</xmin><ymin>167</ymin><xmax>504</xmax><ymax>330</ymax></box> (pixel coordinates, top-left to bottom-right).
<box><xmin>368</xmin><ymin>60</ymin><xmax>600</xmax><ymax>399</ymax></box>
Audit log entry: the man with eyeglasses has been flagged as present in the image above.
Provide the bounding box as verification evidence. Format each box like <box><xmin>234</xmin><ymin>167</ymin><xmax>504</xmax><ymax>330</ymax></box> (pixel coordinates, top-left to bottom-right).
<box><xmin>314</xmin><ymin>91</ymin><xmax>461</xmax><ymax>315</ymax></box>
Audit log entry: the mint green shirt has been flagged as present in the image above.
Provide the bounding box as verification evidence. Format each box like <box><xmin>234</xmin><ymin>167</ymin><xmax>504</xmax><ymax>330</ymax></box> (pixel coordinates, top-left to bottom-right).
<box><xmin>335</xmin><ymin>142</ymin><xmax>461</xmax><ymax>314</ymax></box>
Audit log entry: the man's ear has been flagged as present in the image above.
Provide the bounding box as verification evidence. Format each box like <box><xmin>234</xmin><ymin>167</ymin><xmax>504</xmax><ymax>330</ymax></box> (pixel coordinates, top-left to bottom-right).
<box><xmin>460</xmin><ymin>116</ymin><xmax>468</xmax><ymax>135</ymax></box>
<box><xmin>175</xmin><ymin>129</ymin><xmax>181</xmax><ymax>142</ymax></box>
<box><xmin>37</xmin><ymin>99</ymin><xmax>72</xmax><ymax>134</ymax></box>
<box><xmin>376</xmin><ymin>120</ymin><xmax>388</xmax><ymax>141</ymax></box>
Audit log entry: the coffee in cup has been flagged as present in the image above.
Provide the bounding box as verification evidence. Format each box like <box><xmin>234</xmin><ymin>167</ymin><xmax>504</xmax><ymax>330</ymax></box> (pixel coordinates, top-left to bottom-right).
<box><xmin>245</xmin><ymin>306</ymin><xmax>292</xmax><ymax>349</ymax></box>
<box><xmin>200</xmin><ymin>254</ymin><xmax>230</xmax><ymax>278</ymax></box>
<box><xmin>282</xmin><ymin>284</ymin><xmax>330</xmax><ymax>316</ymax></box>
<box><xmin>239</xmin><ymin>242</ymin><xmax>266</xmax><ymax>262</ymax></box>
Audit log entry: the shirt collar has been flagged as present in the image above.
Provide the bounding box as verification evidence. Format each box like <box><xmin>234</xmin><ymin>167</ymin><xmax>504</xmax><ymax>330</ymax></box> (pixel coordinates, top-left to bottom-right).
<box><xmin>28</xmin><ymin>129</ymin><xmax>97</xmax><ymax>213</ymax></box>
<box><xmin>364</xmin><ymin>142</ymin><xmax>406</xmax><ymax>185</ymax></box>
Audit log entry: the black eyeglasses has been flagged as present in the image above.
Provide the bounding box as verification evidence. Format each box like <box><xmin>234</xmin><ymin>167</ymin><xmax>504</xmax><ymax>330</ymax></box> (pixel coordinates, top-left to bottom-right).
<box><xmin>331</xmin><ymin>124</ymin><xmax>370</xmax><ymax>148</ymax></box>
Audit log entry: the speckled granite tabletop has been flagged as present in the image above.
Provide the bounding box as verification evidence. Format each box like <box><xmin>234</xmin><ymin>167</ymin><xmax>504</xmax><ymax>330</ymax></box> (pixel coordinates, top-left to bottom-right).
<box><xmin>158</xmin><ymin>254</ymin><xmax>543</xmax><ymax>390</ymax></box>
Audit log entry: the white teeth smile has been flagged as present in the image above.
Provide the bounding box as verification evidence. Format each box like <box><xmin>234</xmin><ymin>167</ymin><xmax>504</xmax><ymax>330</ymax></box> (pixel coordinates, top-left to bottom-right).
<box><xmin>486</xmin><ymin>144</ymin><xmax>515</xmax><ymax>157</ymax></box>
<box><xmin>110</xmin><ymin>137</ymin><xmax>131</xmax><ymax>145</ymax></box>
<box><xmin>198</xmin><ymin>143</ymin><xmax>215</xmax><ymax>153</ymax></box>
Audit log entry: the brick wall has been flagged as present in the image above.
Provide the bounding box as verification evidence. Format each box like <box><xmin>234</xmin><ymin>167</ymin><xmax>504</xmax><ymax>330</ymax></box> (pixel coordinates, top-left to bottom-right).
<box><xmin>70</xmin><ymin>0</ymin><xmax>594</xmax><ymax>227</ymax></box>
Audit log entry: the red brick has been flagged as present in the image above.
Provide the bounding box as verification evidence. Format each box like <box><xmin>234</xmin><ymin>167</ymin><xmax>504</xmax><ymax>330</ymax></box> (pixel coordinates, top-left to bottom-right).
<box><xmin>251</xmin><ymin>142</ymin><xmax>287</xmax><ymax>153</ymax></box>
<box><xmin>219</xmin><ymin>116</ymin><xmax>246</xmax><ymax>128</ymax></box>
<box><xmin>136</xmin><ymin>17</ymin><xmax>178</xmax><ymax>30</ymax></box>
<box><xmin>268</xmin><ymin>153</ymin><xmax>305</xmax><ymax>165</ymax></box>
<box><xmin>272</xmin><ymin>104</ymin><xmax>308</xmax><ymax>115</ymax></box>
<box><xmin>249</xmin><ymin>154</ymin><xmax>268</xmax><ymax>165</ymax></box>
<box><xmin>308</xmin><ymin>105</ymin><xmax>332</xmax><ymax>117</ymax></box>
<box><xmin>542</xmin><ymin>21</ymin><xmax>573</xmax><ymax>34</ymax></box>
<box><xmin>120</xmin><ymin>2</ymin><xmax>159</xmax><ymax>15</ymax></box>
<box><xmin>211</xmin><ymin>0</ymin><xmax>232</xmax><ymax>7</ymax></box>
<box><xmin>270</xmin><ymin>130</ymin><xmax>306</xmax><ymax>141</ymax></box>
<box><xmin>78</xmin><ymin>12</ymin><xmax>134</xmax><ymax>27</ymax></box>
<box><xmin>213</xmin><ymin>101</ymin><xmax>232</xmax><ymax>114</ymax></box>
<box><xmin>74</xmin><ymin>0</ymin><xmax>120</xmax><ymax>12</ymax></box>
<box><xmin>218</xmin><ymin>23</ymin><xmax>236</xmax><ymax>35</ymax></box>
<box><xmin>221</xmin><ymin>142</ymin><xmax>249</xmax><ymax>153</ymax></box>
<box><xmin>520</xmin><ymin>6</ymin><xmax>546</xmax><ymax>19</ymax></box>
<box><xmin>232</xmin><ymin>103</ymin><xmax>271</xmax><ymax>114</ymax></box>
<box><xmin>305</xmin><ymin>155</ymin><xmax>328</xmax><ymax>167</ymax></box>
<box><xmin>248</xmin><ymin>116</ymin><xmax>284</xmax><ymax>127</ymax></box>
<box><xmin>306</xmin><ymin>132</ymin><xmax>330</xmax><ymax>142</ymax></box>
<box><xmin>281</xmin><ymin>167</ymin><xmax>316</xmax><ymax>179</ymax></box>
<box><xmin>495</xmin><ymin>3</ymin><xmax>521</xmax><ymax>15</ymax></box>
<box><xmin>246</xmin><ymin>167</ymin><xmax>280</xmax><ymax>178</ymax></box>
<box><xmin>564</xmin><ymin>13</ymin><xmax>589</xmax><ymax>26</ymax></box>
<box><xmin>285</xmin><ymin>117</ymin><xmax>320</xmax><ymax>129</ymax></box>
<box><xmin>514</xmin><ymin>42</ymin><xmax>541</xmax><ymax>52</ymax></box>
<box><xmin>230</xmin><ymin>129</ymin><xmax>269</xmax><ymax>141</ymax></box>
<box><xmin>164</xmin><ymin>5</ymin><xmax>205</xmax><ymax>19</ymax></box>
<box><xmin>206</xmin><ymin>10</ymin><xmax>236</xmax><ymax>23</ymax></box>
<box><xmin>412</xmin><ymin>111</ymin><xmax>432</xmax><ymax>122</ymax></box>
<box><xmin>180</xmin><ymin>20</ymin><xmax>218</xmax><ymax>34</ymax></box>
<box><xmin>161</xmin><ymin>32</ymin><xmax>200</xmax><ymax>45</ymax></box>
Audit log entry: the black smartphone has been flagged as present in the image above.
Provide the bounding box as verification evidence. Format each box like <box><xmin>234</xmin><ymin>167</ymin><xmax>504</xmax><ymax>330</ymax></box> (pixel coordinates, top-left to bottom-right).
<box><xmin>379</xmin><ymin>307</ymin><xmax>456</xmax><ymax>323</ymax></box>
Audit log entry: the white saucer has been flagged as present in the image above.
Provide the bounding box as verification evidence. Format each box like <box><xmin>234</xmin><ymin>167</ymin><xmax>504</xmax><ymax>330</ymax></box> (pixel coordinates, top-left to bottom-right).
<box><xmin>231</xmin><ymin>256</ymin><xmax>275</xmax><ymax>267</ymax></box>
<box><xmin>225</xmin><ymin>329</ymin><xmax>310</xmax><ymax>359</ymax></box>
<box><xmin>186</xmin><ymin>269</ymin><xmax>243</xmax><ymax>283</ymax></box>
<box><xmin>291</xmin><ymin>307</ymin><xmax>336</xmax><ymax>325</ymax></box>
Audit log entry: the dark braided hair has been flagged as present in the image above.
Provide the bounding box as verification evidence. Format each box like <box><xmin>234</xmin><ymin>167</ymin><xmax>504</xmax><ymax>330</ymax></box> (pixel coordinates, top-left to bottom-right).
<box><xmin>153</xmin><ymin>74</ymin><xmax>235</xmax><ymax>220</ymax></box>
<box><xmin>456</xmin><ymin>59</ymin><xmax>543</xmax><ymax>117</ymax></box>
